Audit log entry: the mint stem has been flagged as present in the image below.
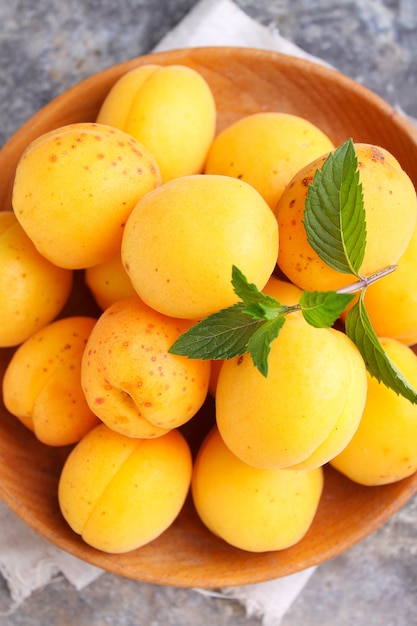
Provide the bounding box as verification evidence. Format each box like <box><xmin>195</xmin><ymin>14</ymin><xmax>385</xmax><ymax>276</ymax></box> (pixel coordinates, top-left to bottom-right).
<box><xmin>336</xmin><ymin>265</ymin><xmax>397</xmax><ymax>295</ymax></box>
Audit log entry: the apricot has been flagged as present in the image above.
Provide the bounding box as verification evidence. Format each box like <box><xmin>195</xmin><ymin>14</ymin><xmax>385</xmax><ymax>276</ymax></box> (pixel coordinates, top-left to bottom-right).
<box><xmin>122</xmin><ymin>174</ymin><xmax>279</xmax><ymax>319</ymax></box>
<box><xmin>289</xmin><ymin>329</ymin><xmax>367</xmax><ymax>470</ymax></box>
<box><xmin>96</xmin><ymin>65</ymin><xmax>160</xmax><ymax>129</ymax></box>
<box><xmin>204</xmin><ymin>112</ymin><xmax>334</xmax><ymax>209</ymax></box>
<box><xmin>216</xmin><ymin>314</ymin><xmax>367</xmax><ymax>469</ymax></box>
<box><xmin>58</xmin><ymin>424</ymin><xmax>192</xmax><ymax>553</ymax></box>
<box><xmin>276</xmin><ymin>143</ymin><xmax>417</xmax><ymax>292</ymax></box>
<box><xmin>262</xmin><ymin>279</ymin><xmax>366</xmax><ymax>471</ymax></box>
<box><xmin>96</xmin><ymin>64</ymin><xmax>216</xmax><ymax>182</ymax></box>
<box><xmin>85</xmin><ymin>252</ymin><xmax>136</xmax><ymax>310</ymax></box>
<box><xmin>81</xmin><ymin>296</ymin><xmax>211</xmax><ymax>438</ymax></box>
<box><xmin>0</xmin><ymin>211</ymin><xmax>73</xmax><ymax>347</ymax></box>
<box><xmin>330</xmin><ymin>338</ymin><xmax>417</xmax><ymax>485</ymax></box>
<box><xmin>192</xmin><ymin>426</ymin><xmax>323</xmax><ymax>552</ymax></box>
<box><xmin>359</xmin><ymin>220</ymin><xmax>417</xmax><ymax>345</ymax></box>
<box><xmin>2</xmin><ymin>316</ymin><xmax>99</xmax><ymax>445</ymax></box>
<box><xmin>12</xmin><ymin>122</ymin><xmax>161</xmax><ymax>269</ymax></box>
<box><xmin>207</xmin><ymin>272</ymin><xmax>304</xmax><ymax>398</ymax></box>
<box><xmin>262</xmin><ymin>274</ymin><xmax>303</xmax><ymax>305</ymax></box>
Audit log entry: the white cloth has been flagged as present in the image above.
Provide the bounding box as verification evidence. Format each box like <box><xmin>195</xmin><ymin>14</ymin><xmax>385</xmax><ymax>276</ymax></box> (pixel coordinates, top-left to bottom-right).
<box><xmin>153</xmin><ymin>0</ymin><xmax>332</xmax><ymax>67</ymax></box>
<box><xmin>0</xmin><ymin>0</ymin><xmax>326</xmax><ymax>621</ymax></box>
<box><xmin>0</xmin><ymin>500</ymin><xmax>102</xmax><ymax>613</ymax></box>
<box><xmin>195</xmin><ymin>569</ymin><xmax>317</xmax><ymax>626</ymax></box>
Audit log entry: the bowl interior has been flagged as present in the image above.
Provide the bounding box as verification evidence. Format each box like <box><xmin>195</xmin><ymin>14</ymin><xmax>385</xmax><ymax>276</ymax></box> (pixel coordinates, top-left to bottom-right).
<box><xmin>1</xmin><ymin>46</ymin><xmax>417</xmax><ymax>588</ymax></box>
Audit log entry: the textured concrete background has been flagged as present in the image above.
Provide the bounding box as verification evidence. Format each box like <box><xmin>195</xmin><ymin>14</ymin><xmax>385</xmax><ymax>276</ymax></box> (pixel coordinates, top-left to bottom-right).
<box><xmin>1</xmin><ymin>1</ymin><xmax>417</xmax><ymax>624</ymax></box>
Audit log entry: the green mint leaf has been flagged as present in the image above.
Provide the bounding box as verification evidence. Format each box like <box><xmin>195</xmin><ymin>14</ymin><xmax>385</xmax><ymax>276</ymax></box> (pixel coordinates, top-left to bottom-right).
<box><xmin>231</xmin><ymin>265</ymin><xmax>284</xmax><ymax>320</ymax></box>
<box><xmin>304</xmin><ymin>138</ymin><xmax>366</xmax><ymax>276</ymax></box>
<box><xmin>299</xmin><ymin>290</ymin><xmax>355</xmax><ymax>328</ymax></box>
<box><xmin>247</xmin><ymin>317</ymin><xmax>286</xmax><ymax>376</ymax></box>
<box><xmin>169</xmin><ymin>266</ymin><xmax>289</xmax><ymax>373</ymax></box>
<box><xmin>231</xmin><ymin>265</ymin><xmax>262</xmax><ymax>303</ymax></box>
<box><xmin>168</xmin><ymin>302</ymin><xmax>263</xmax><ymax>361</ymax></box>
<box><xmin>244</xmin><ymin>300</ymin><xmax>285</xmax><ymax>321</ymax></box>
<box><xmin>345</xmin><ymin>292</ymin><xmax>417</xmax><ymax>404</ymax></box>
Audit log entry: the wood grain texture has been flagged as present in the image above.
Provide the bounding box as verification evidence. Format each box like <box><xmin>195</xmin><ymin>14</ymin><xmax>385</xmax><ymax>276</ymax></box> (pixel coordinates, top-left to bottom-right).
<box><xmin>1</xmin><ymin>46</ymin><xmax>417</xmax><ymax>588</ymax></box>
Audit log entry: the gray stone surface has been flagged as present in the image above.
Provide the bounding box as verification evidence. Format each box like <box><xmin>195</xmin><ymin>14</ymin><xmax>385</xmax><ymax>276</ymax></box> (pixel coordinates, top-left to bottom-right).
<box><xmin>0</xmin><ymin>0</ymin><xmax>196</xmax><ymax>147</ymax></box>
<box><xmin>1</xmin><ymin>1</ymin><xmax>417</xmax><ymax>625</ymax></box>
<box><xmin>282</xmin><ymin>494</ymin><xmax>417</xmax><ymax>626</ymax></box>
<box><xmin>240</xmin><ymin>0</ymin><xmax>417</xmax><ymax>120</ymax></box>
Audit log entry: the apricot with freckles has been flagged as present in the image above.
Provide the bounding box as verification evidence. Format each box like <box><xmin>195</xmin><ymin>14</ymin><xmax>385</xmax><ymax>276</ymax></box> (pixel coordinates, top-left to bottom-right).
<box><xmin>276</xmin><ymin>143</ymin><xmax>417</xmax><ymax>292</ymax></box>
<box><xmin>12</xmin><ymin>122</ymin><xmax>161</xmax><ymax>269</ymax></box>
<box><xmin>2</xmin><ymin>316</ymin><xmax>99</xmax><ymax>445</ymax></box>
<box><xmin>81</xmin><ymin>295</ymin><xmax>211</xmax><ymax>438</ymax></box>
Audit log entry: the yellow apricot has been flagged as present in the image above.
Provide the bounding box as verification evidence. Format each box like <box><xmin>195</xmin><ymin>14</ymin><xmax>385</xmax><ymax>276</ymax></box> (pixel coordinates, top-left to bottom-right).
<box><xmin>2</xmin><ymin>316</ymin><xmax>99</xmax><ymax>445</ymax></box>
<box><xmin>262</xmin><ymin>274</ymin><xmax>303</xmax><ymax>305</ymax></box>
<box><xmin>15</xmin><ymin>121</ymin><xmax>127</xmax><ymax>152</ymax></box>
<box><xmin>276</xmin><ymin>143</ymin><xmax>417</xmax><ymax>292</ymax></box>
<box><xmin>96</xmin><ymin>65</ymin><xmax>161</xmax><ymax>129</ymax></box>
<box><xmin>12</xmin><ymin>122</ymin><xmax>161</xmax><ymax>269</ymax></box>
<box><xmin>58</xmin><ymin>424</ymin><xmax>192</xmax><ymax>553</ymax></box>
<box><xmin>85</xmin><ymin>252</ymin><xmax>136</xmax><ymax>310</ymax></box>
<box><xmin>216</xmin><ymin>314</ymin><xmax>367</xmax><ymax>469</ymax></box>
<box><xmin>0</xmin><ymin>211</ymin><xmax>73</xmax><ymax>347</ymax></box>
<box><xmin>359</xmin><ymin>221</ymin><xmax>417</xmax><ymax>345</ymax></box>
<box><xmin>289</xmin><ymin>329</ymin><xmax>367</xmax><ymax>470</ymax></box>
<box><xmin>97</xmin><ymin>64</ymin><xmax>216</xmax><ymax>182</ymax></box>
<box><xmin>122</xmin><ymin>174</ymin><xmax>279</xmax><ymax>319</ymax></box>
<box><xmin>192</xmin><ymin>426</ymin><xmax>323</xmax><ymax>552</ymax></box>
<box><xmin>261</xmin><ymin>277</ymin><xmax>368</xmax><ymax>470</ymax></box>
<box><xmin>330</xmin><ymin>338</ymin><xmax>417</xmax><ymax>485</ymax></box>
<box><xmin>81</xmin><ymin>296</ymin><xmax>211</xmax><ymax>438</ymax></box>
<box><xmin>204</xmin><ymin>112</ymin><xmax>334</xmax><ymax>209</ymax></box>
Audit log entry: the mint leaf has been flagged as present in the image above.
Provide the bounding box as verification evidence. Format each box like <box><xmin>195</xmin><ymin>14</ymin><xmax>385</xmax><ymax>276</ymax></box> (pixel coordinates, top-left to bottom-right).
<box><xmin>345</xmin><ymin>292</ymin><xmax>417</xmax><ymax>404</ymax></box>
<box><xmin>304</xmin><ymin>138</ymin><xmax>366</xmax><ymax>276</ymax></box>
<box><xmin>232</xmin><ymin>265</ymin><xmax>264</xmax><ymax>304</ymax></box>
<box><xmin>169</xmin><ymin>267</ymin><xmax>290</xmax><ymax>374</ymax></box>
<box><xmin>247</xmin><ymin>317</ymin><xmax>286</xmax><ymax>376</ymax></box>
<box><xmin>168</xmin><ymin>302</ymin><xmax>263</xmax><ymax>361</ymax></box>
<box><xmin>300</xmin><ymin>290</ymin><xmax>354</xmax><ymax>328</ymax></box>
<box><xmin>231</xmin><ymin>265</ymin><xmax>284</xmax><ymax>320</ymax></box>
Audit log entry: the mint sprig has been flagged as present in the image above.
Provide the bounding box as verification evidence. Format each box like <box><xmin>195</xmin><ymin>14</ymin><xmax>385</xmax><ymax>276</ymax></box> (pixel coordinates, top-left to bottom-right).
<box><xmin>169</xmin><ymin>266</ymin><xmax>354</xmax><ymax>376</ymax></box>
<box><xmin>169</xmin><ymin>138</ymin><xmax>417</xmax><ymax>403</ymax></box>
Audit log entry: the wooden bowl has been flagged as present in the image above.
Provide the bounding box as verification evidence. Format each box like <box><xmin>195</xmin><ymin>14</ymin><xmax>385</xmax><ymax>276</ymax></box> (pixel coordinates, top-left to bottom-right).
<box><xmin>1</xmin><ymin>46</ymin><xmax>417</xmax><ymax>588</ymax></box>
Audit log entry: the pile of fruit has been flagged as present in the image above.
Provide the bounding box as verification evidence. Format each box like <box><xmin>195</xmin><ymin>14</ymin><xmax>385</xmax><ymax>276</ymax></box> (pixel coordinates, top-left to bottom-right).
<box><xmin>1</xmin><ymin>62</ymin><xmax>417</xmax><ymax>555</ymax></box>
